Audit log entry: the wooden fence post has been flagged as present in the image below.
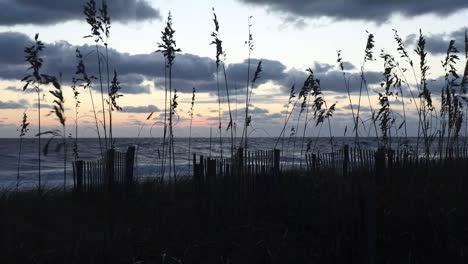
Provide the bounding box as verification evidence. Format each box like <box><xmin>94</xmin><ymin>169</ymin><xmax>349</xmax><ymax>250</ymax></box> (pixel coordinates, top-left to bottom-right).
<box><xmin>312</xmin><ymin>154</ymin><xmax>318</xmax><ymax>173</ymax></box>
<box><xmin>343</xmin><ymin>144</ymin><xmax>349</xmax><ymax>178</ymax></box>
<box><xmin>237</xmin><ymin>148</ymin><xmax>244</xmax><ymax>219</ymax></box>
<box><xmin>192</xmin><ymin>154</ymin><xmax>203</xmax><ymax>230</ymax></box>
<box><xmin>273</xmin><ymin>149</ymin><xmax>281</xmax><ymax>194</ymax></box>
<box><xmin>199</xmin><ymin>155</ymin><xmax>205</xmax><ymax>192</ymax></box>
<box><xmin>207</xmin><ymin>158</ymin><xmax>216</xmax><ymax>195</ymax></box>
<box><xmin>105</xmin><ymin>149</ymin><xmax>115</xmax><ymax>193</ymax></box>
<box><xmin>193</xmin><ymin>154</ymin><xmax>204</xmax><ymax>195</ymax></box>
<box><xmin>206</xmin><ymin>158</ymin><xmax>217</xmax><ymax>225</ymax></box>
<box><xmin>125</xmin><ymin>146</ymin><xmax>136</xmax><ymax>194</ymax></box>
<box><xmin>375</xmin><ymin>147</ymin><xmax>385</xmax><ymax>183</ymax></box>
<box><xmin>363</xmin><ymin>147</ymin><xmax>385</xmax><ymax>264</ymax></box>
<box><xmin>274</xmin><ymin>149</ymin><xmax>280</xmax><ymax>175</ymax></box>
<box><xmin>74</xmin><ymin>160</ymin><xmax>84</xmax><ymax>192</ymax></box>
<box><xmin>238</xmin><ymin>148</ymin><xmax>244</xmax><ymax>169</ymax></box>
<box><xmin>193</xmin><ymin>154</ymin><xmax>198</xmax><ymax>184</ymax></box>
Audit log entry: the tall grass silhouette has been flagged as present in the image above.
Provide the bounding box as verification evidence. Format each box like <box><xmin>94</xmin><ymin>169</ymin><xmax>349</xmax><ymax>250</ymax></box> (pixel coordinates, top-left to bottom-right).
<box><xmin>22</xmin><ymin>33</ymin><xmax>46</xmax><ymax>193</ymax></box>
<box><xmin>39</xmin><ymin>75</ymin><xmax>67</xmax><ymax>190</ymax></box>
<box><xmin>358</xmin><ymin>32</ymin><xmax>379</xmax><ymax>140</ymax></box>
<box><xmin>276</xmin><ymin>84</ymin><xmax>295</xmax><ymax>158</ymax></box>
<box><xmin>157</xmin><ymin>12</ymin><xmax>181</xmax><ymax>184</ymax></box>
<box><xmin>16</xmin><ymin>112</ymin><xmax>29</xmax><ymax>191</ymax></box>
<box><xmin>71</xmin><ymin>54</ymin><xmax>81</xmax><ymax>162</ymax></box>
<box><xmin>14</xmin><ymin>12</ymin><xmax>468</xmax><ymax>188</ymax></box>
<box><xmin>337</xmin><ymin>50</ymin><xmax>357</xmax><ymax>139</ymax></box>
<box><xmin>73</xmin><ymin>48</ymin><xmax>102</xmax><ymax>156</ymax></box>
<box><xmin>84</xmin><ymin>0</ymin><xmax>108</xmax><ymax>150</ymax></box>
<box><xmin>188</xmin><ymin>87</ymin><xmax>196</xmax><ymax>171</ymax></box>
<box><xmin>5</xmin><ymin>5</ymin><xmax>468</xmax><ymax>263</ymax></box>
<box><xmin>241</xmin><ymin>16</ymin><xmax>255</xmax><ymax>151</ymax></box>
<box><xmin>211</xmin><ymin>8</ymin><xmax>234</xmax><ymax>158</ymax></box>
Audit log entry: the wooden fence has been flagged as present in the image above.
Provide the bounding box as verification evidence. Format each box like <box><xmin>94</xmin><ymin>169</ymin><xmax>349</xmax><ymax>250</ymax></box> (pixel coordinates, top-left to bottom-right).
<box><xmin>192</xmin><ymin>148</ymin><xmax>280</xmax><ymax>223</ymax></box>
<box><xmin>305</xmin><ymin>144</ymin><xmax>468</xmax><ymax>175</ymax></box>
<box><xmin>65</xmin><ymin>144</ymin><xmax>468</xmax><ymax>261</ymax></box>
<box><xmin>189</xmin><ymin>145</ymin><xmax>468</xmax><ymax>261</ymax></box>
<box><xmin>192</xmin><ymin>145</ymin><xmax>468</xmax><ymax>212</ymax></box>
<box><xmin>305</xmin><ymin>145</ymin><xmax>376</xmax><ymax>176</ymax></box>
<box><xmin>72</xmin><ymin>146</ymin><xmax>136</xmax><ymax>192</ymax></box>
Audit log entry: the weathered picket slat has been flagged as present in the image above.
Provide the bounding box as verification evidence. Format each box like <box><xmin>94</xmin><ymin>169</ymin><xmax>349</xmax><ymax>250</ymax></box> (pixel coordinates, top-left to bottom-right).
<box><xmin>73</xmin><ymin>146</ymin><xmax>136</xmax><ymax>193</ymax></box>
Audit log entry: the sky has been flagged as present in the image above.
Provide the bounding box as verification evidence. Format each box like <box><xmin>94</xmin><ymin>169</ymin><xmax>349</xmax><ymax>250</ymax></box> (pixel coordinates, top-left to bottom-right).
<box><xmin>0</xmin><ymin>0</ymin><xmax>467</xmax><ymax>138</ymax></box>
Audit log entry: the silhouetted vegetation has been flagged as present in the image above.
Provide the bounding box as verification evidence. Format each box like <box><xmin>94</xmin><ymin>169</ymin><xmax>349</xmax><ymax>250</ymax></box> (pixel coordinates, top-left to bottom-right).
<box><xmin>16</xmin><ymin>112</ymin><xmax>29</xmax><ymax>191</ymax></box>
<box><xmin>4</xmin><ymin>2</ymin><xmax>468</xmax><ymax>263</ymax></box>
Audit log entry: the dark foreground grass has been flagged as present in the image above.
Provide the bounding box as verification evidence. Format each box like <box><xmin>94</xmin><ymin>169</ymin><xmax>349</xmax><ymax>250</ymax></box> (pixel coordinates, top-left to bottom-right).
<box><xmin>1</xmin><ymin>166</ymin><xmax>467</xmax><ymax>264</ymax></box>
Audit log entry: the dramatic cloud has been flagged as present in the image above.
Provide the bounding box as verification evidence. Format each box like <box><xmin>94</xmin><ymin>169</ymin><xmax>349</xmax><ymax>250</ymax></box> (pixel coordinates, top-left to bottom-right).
<box><xmin>226</xmin><ymin>59</ymin><xmax>372</xmax><ymax>95</ymax></box>
<box><xmin>0</xmin><ymin>32</ymin><xmax>214</xmax><ymax>95</ymax></box>
<box><xmin>207</xmin><ymin>106</ymin><xmax>283</xmax><ymax>133</ymax></box>
<box><xmin>265</xmin><ymin>63</ymin><xmax>383</xmax><ymax>95</ymax></box>
<box><xmin>313</xmin><ymin>62</ymin><xmax>334</xmax><ymax>73</ymax></box>
<box><xmin>0</xmin><ymin>0</ymin><xmax>160</xmax><ymax>26</ymax></box>
<box><xmin>229</xmin><ymin>59</ymin><xmax>286</xmax><ymax>85</ymax></box>
<box><xmin>341</xmin><ymin>104</ymin><xmax>371</xmax><ymax>112</ymax></box>
<box><xmin>405</xmin><ymin>28</ymin><xmax>467</xmax><ymax>55</ymax></box>
<box><xmin>32</xmin><ymin>103</ymin><xmax>53</xmax><ymax>109</ymax></box>
<box><xmin>0</xmin><ymin>99</ymin><xmax>29</xmax><ymax>109</ymax></box>
<box><xmin>155</xmin><ymin>58</ymin><xmax>295</xmax><ymax>95</ymax></box>
<box><xmin>237</xmin><ymin>0</ymin><xmax>468</xmax><ymax>23</ymax></box>
<box><xmin>122</xmin><ymin>104</ymin><xmax>160</xmax><ymax>113</ymax></box>
<box><xmin>318</xmin><ymin>70</ymin><xmax>383</xmax><ymax>94</ymax></box>
<box><xmin>223</xmin><ymin>106</ymin><xmax>270</xmax><ymax>117</ymax></box>
<box><xmin>0</xmin><ymin>32</ymin><xmax>29</xmax><ymax>64</ymax></box>
<box><xmin>5</xmin><ymin>86</ymin><xmax>21</xmax><ymax>92</ymax></box>
<box><xmin>119</xmin><ymin>74</ymin><xmax>151</xmax><ymax>94</ymax></box>
<box><xmin>4</xmin><ymin>85</ymin><xmax>42</xmax><ymax>94</ymax></box>
<box><xmin>334</xmin><ymin>95</ymin><xmax>348</xmax><ymax>100</ymax></box>
<box><xmin>281</xmin><ymin>15</ymin><xmax>307</xmax><ymax>30</ymax></box>
<box><xmin>0</xmin><ymin>31</ymin><xmax>385</xmax><ymax>99</ymax></box>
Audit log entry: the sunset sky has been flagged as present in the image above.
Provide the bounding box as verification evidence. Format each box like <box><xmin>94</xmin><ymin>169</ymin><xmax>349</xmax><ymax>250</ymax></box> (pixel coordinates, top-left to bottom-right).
<box><xmin>0</xmin><ymin>0</ymin><xmax>467</xmax><ymax>138</ymax></box>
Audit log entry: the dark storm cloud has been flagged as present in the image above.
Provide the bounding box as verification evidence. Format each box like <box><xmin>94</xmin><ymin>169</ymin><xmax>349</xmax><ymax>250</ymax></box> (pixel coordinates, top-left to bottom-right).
<box><xmin>226</xmin><ymin>58</ymin><xmax>287</xmax><ymax>86</ymax></box>
<box><xmin>5</xmin><ymin>86</ymin><xmax>20</xmax><ymax>92</ymax></box>
<box><xmin>0</xmin><ymin>0</ymin><xmax>160</xmax><ymax>26</ymax></box>
<box><xmin>32</xmin><ymin>103</ymin><xmax>53</xmax><ymax>109</ymax></box>
<box><xmin>4</xmin><ymin>85</ymin><xmax>44</xmax><ymax>94</ymax></box>
<box><xmin>0</xmin><ymin>31</ymin><xmax>381</xmax><ymax>98</ymax></box>
<box><xmin>163</xmin><ymin>60</ymin><xmax>355</xmax><ymax>96</ymax></box>
<box><xmin>0</xmin><ymin>32</ymin><xmax>214</xmax><ymax>94</ymax></box>
<box><xmin>313</xmin><ymin>62</ymin><xmax>334</xmax><ymax>73</ymax></box>
<box><xmin>39</xmin><ymin>41</ymin><xmax>215</xmax><ymax>92</ymax></box>
<box><xmin>424</xmin><ymin>75</ymin><xmax>450</xmax><ymax>95</ymax></box>
<box><xmin>0</xmin><ymin>32</ymin><xmax>29</xmax><ymax>64</ymax></box>
<box><xmin>341</xmin><ymin>104</ymin><xmax>371</xmax><ymax>112</ymax></box>
<box><xmin>237</xmin><ymin>0</ymin><xmax>468</xmax><ymax>23</ymax></box>
<box><xmin>223</xmin><ymin>106</ymin><xmax>270</xmax><ymax>117</ymax></box>
<box><xmin>272</xmin><ymin>65</ymin><xmax>383</xmax><ymax>95</ymax></box>
<box><xmin>119</xmin><ymin>74</ymin><xmax>151</xmax><ymax>94</ymax></box>
<box><xmin>405</xmin><ymin>28</ymin><xmax>467</xmax><ymax>55</ymax></box>
<box><xmin>342</xmin><ymin>61</ymin><xmax>356</xmax><ymax>71</ymax></box>
<box><xmin>122</xmin><ymin>104</ymin><xmax>160</xmax><ymax>113</ymax></box>
<box><xmin>334</xmin><ymin>95</ymin><xmax>348</xmax><ymax>100</ymax></box>
<box><xmin>0</xmin><ymin>99</ymin><xmax>29</xmax><ymax>109</ymax></box>
<box><xmin>216</xmin><ymin>60</ymin><xmax>358</xmax><ymax>95</ymax></box>
<box><xmin>154</xmin><ymin>79</ymin><xmax>217</xmax><ymax>95</ymax></box>
<box><xmin>206</xmin><ymin>106</ymin><xmax>282</xmax><ymax>128</ymax></box>
<box><xmin>319</xmin><ymin>70</ymin><xmax>383</xmax><ymax>94</ymax></box>
<box><xmin>155</xmin><ymin>58</ymin><xmax>292</xmax><ymax>95</ymax></box>
<box><xmin>282</xmin><ymin>15</ymin><xmax>307</xmax><ymax>30</ymax></box>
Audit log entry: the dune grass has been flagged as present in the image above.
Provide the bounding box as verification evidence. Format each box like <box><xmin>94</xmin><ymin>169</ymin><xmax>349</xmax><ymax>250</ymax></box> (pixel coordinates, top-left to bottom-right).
<box><xmin>2</xmin><ymin>157</ymin><xmax>468</xmax><ymax>263</ymax></box>
<box><xmin>6</xmin><ymin>2</ymin><xmax>468</xmax><ymax>263</ymax></box>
